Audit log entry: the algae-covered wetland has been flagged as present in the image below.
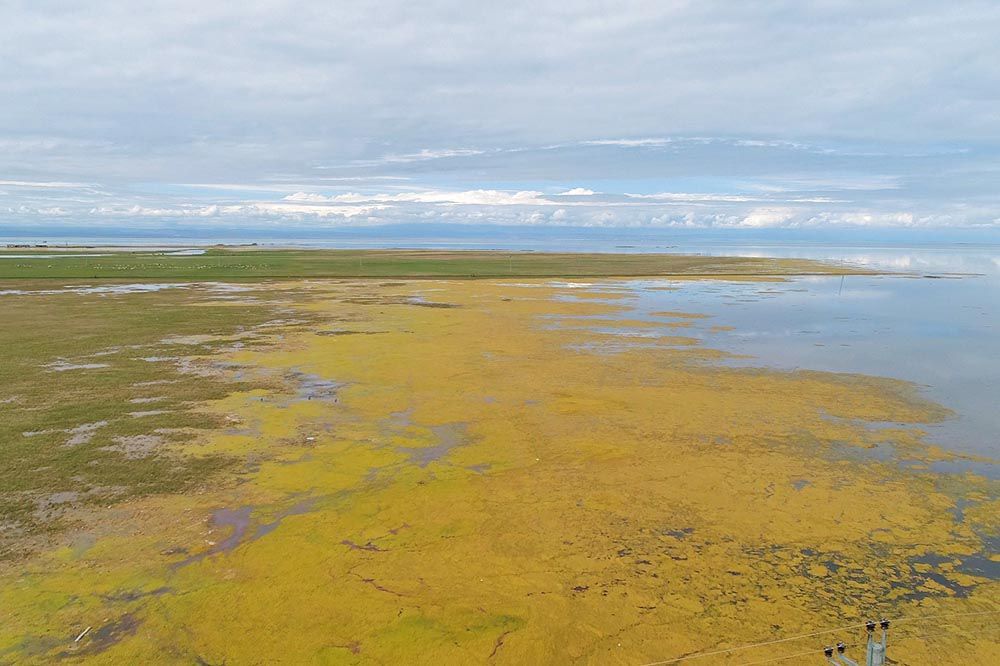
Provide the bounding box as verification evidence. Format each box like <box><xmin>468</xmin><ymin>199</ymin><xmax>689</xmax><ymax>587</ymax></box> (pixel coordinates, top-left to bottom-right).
<box><xmin>0</xmin><ymin>249</ymin><xmax>997</xmax><ymax>664</ymax></box>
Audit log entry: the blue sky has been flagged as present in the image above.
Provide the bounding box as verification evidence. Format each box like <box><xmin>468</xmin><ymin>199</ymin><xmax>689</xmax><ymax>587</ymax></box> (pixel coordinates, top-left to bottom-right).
<box><xmin>2</xmin><ymin>1</ymin><xmax>999</xmax><ymax>235</ymax></box>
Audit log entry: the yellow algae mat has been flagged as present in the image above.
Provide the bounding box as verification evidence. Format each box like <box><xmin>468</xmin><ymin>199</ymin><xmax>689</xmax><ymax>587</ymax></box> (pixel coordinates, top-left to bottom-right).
<box><xmin>1</xmin><ymin>279</ymin><xmax>997</xmax><ymax>664</ymax></box>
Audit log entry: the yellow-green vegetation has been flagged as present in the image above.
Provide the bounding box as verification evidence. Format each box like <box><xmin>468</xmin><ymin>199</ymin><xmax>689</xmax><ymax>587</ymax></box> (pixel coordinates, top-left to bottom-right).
<box><xmin>0</xmin><ymin>283</ymin><xmax>319</xmax><ymax>558</ymax></box>
<box><xmin>0</xmin><ymin>275</ymin><xmax>996</xmax><ymax>665</ymax></box>
<box><xmin>0</xmin><ymin>248</ymin><xmax>868</xmax><ymax>280</ymax></box>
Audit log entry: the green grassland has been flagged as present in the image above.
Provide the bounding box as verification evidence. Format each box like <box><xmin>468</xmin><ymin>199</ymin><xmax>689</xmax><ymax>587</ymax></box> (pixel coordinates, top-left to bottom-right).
<box><xmin>0</xmin><ymin>285</ymin><xmax>309</xmax><ymax>559</ymax></box>
<box><xmin>0</xmin><ymin>248</ymin><xmax>864</xmax><ymax>279</ymax></box>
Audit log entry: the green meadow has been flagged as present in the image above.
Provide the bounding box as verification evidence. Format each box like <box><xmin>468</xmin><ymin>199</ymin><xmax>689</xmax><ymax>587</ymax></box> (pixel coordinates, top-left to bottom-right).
<box><xmin>0</xmin><ymin>248</ymin><xmax>862</xmax><ymax>280</ymax></box>
<box><xmin>0</xmin><ymin>283</ymin><xmax>303</xmax><ymax>558</ymax></box>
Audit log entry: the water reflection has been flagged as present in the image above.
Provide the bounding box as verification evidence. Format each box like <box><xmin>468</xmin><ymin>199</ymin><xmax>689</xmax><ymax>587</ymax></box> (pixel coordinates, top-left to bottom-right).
<box><xmin>616</xmin><ymin>245</ymin><xmax>1000</xmax><ymax>472</ymax></box>
<box><xmin>674</xmin><ymin>241</ymin><xmax>1000</xmax><ymax>276</ymax></box>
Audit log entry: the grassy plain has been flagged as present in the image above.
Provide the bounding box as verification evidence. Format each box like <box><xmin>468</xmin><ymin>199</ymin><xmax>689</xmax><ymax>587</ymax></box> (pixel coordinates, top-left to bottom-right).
<box><xmin>0</xmin><ymin>284</ymin><xmax>312</xmax><ymax>557</ymax></box>
<box><xmin>0</xmin><ymin>261</ymin><xmax>996</xmax><ymax>664</ymax></box>
<box><xmin>0</xmin><ymin>248</ymin><xmax>866</xmax><ymax>280</ymax></box>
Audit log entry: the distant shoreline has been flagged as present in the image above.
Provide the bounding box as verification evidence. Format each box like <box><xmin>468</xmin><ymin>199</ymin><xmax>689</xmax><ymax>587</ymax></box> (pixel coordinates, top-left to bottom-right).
<box><xmin>0</xmin><ymin>247</ymin><xmax>875</xmax><ymax>281</ymax></box>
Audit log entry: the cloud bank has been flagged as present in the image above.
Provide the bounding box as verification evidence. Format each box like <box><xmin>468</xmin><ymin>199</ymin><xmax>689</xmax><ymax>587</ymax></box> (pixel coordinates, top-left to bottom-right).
<box><xmin>1</xmin><ymin>2</ymin><xmax>999</xmax><ymax>233</ymax></box>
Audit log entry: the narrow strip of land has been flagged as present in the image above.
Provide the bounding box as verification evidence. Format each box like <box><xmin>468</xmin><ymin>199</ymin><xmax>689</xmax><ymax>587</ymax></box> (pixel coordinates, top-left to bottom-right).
<box><xmin>0</xmin><ymin>248</ymin><xmax>870</xmax><ymax>280</ymax></box>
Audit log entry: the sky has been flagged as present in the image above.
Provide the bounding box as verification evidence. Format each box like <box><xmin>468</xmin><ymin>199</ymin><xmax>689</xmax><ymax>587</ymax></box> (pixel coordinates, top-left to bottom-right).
<box><xmin>2</xmin><ymin>1</ymin><xmax>999</xmax><ymax>238</ymax></box>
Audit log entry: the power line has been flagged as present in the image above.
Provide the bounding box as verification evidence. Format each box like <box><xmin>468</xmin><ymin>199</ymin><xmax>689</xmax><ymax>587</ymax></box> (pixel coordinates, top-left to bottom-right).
<box><xmin>637</xmin><ymin>609</ymin><xmax>1000</xmax><ymax>666</ymax></box>
<box><xmin>738</xmin><ymin>645</ymin><xmax>851</xmax><ymax>666</ymax></box>
<box><xmin>638</xmin><ymin>625</ymin><xmax>868</xmax><ymax>666</ymax></box>
<box><xmin>738</xmin><ymin>611</ymin><xmax>1000</xmax><ymax>666</ymax></box>
<box><xmin>739</xmin><ymin>611</ymin><xmax>999</xmax><ymax>666</ymax></box>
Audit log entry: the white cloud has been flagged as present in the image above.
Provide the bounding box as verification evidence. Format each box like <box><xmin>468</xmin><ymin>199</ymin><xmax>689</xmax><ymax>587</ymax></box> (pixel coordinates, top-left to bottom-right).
<box><xmin>306</xmin><ymin>175</ymin><xmax>411</xmax><ymax>181</ymax></box>
<box><xmin>13</xmin><ymin>195</ymin><xmax>991</xmax><ymax>232</ymax></box>
<box><xmin>739</xmin><ymin>207</ymin><xmax>797</xmax><ymax>228</ymax></box>
<box><xmin>86</xmin><ymin>202</ymin><xmax>387</xmax><ymax>219</ymax></box>
<box><xmin>7</xmin><ymin>204</ymin><xmax>71</xmax><ymax>216</ymax></box>
<box><xmin>244</xmin><ymin>203</ymin><xmax>389</xmax><ymax>218</ymax></box>
<box><xmin>801</xmin><ymin>211</ymin><xmax>917</xmax><ymax>227</ymax></box>
<box><xmin>583</xmin><ymin>138</ymin><xmax>675</xmax><ymax>148</ymax></box>
<box><xmin>625</xmin><ymin>192</ymin><xmax>844</xmax><ymax>204</ymax></box>
<box><xmin>2</xmin><ymin>0</ymin><xmax>999</xmax><ymax>234</ymax></box>
<box><xmin>744</xmin><ymin>175</ymin><xmax>903</xmax><ymax>192</ymax></box>
<box><xmin>177</xmin><ymin>182</ymin><xmax>307</xmax><ymax>193</ymax></box>
<box><xmin>368</xmin><ymin>148</ymin><xmax>487</xmax><ymax>165</ymax></box>
<box><xmin>282</xmin><ymin>192</ymin><xmax>334</xmax><ymax>203</ymax></box>
<box><xmin>625</xmin><ymin>192</ymin><xmax>755</xmax><ymax>203</ymax></box>
<box><xmin>0</xmin><ymin>179</ymin><xmax>94</xmax><ymax>189</ymax></box>
<box><xmin>284</xmin><ymin>189</ymin><xmax>558</xmax><ymax>206</ymax></box>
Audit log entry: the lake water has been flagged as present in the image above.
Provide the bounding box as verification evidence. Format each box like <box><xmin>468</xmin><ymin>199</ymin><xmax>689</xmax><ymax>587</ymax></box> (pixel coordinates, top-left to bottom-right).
<box><xmin>581</xmin><ymin>244</ymin><xmax>1000</xmax><ymax>476</ymax></box>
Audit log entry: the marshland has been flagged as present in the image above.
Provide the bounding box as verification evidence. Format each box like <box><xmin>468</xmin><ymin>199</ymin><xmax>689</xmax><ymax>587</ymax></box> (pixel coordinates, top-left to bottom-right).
<box><xmin>1</xmin><ymin>248</ymin><xmax>996</xmax><ymax>664</ymax></box>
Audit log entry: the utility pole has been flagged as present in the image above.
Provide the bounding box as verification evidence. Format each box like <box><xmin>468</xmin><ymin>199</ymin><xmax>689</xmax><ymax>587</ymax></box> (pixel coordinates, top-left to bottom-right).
<box><xmin>825</xmin><ymin>642</ymin><xmax>858</xmax><ymax>666</ymax></box>
<box><xmin>823</xmin><ymin>620</ymin><xmax>888</xmax><ymax>666</ymax></box>
<box><xmin>865</xmin><ymin>620</ymin><xmax>889</xmax><ymax>666</ymax></box>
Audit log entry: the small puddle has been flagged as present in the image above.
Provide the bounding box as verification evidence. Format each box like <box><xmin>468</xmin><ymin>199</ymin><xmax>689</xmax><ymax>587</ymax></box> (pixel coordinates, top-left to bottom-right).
<box><xmin>407</xmin><ymin>295</ymin><xmax>461</xmax><ymax>308</ymax></box>
<box><xmin>254</xmin><ymin>498</ymin><xmax>318</xmax><ymax>540</ymax></box>
<box><xmin>172</xmin><ymin>497</ymin><xmax>318</xmax><ymax>569</ymax></box>
<box><xmin>282</xmin><ymin>370</ymin><xmax>342</xmax><ymax>404</ymax></box>
<box><xmin>397</xmin><ymin>423</ymin><xmax>469</xmax><ymax>467</ymax></box>
<box><xmin>57</xmin><ymin>614</ymin><xmax>141</xmax><ymax>658</ymax></box>
<box><xmin>102</xmin><ymin>586</ymin><xmax>172</xmax><ymax>602</ymax></box>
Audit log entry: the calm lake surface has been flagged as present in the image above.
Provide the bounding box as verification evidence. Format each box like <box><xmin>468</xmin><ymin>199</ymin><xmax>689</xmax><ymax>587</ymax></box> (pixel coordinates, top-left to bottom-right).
<box><xmin>605</xmin><ymin>244</ymin><xmax>1000</xmax><ymax>476</ymax></box>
